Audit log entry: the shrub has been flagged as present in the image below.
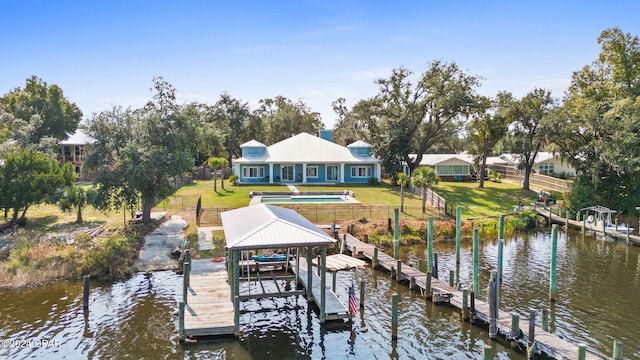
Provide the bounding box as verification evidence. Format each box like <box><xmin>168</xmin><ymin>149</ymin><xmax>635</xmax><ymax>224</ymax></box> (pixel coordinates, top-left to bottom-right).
<box><xmin>367</xmin><ymin>177</ymin><xmax>380</xmax><ymax>185</ymax></box>
<box><xmin>229</xmin><ymin>174</ymin><xmax>239</xmax><ymax>185</ymax></box>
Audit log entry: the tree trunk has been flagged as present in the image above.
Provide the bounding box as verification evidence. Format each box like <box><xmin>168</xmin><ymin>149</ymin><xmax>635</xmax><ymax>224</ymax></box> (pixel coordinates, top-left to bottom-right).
<box><xmin>421</xmin><ymin>188</ymin><xmax>426</xmax><ymax>213</ymax></box>
<box><xmin>221</xmin><ymin>168</ymin><xmax>225</xmax><ymax>190</ymax></box>
<box><xmin>76</xmin><ymin>208</ymin><xmax>83</xmax><ymax>224</ymax></box>
<box><xmin>400</xmin><ymin>184</ymin><xmax>405</xmax><ymax>212</ymax></box>
<box><xmin>479</xmin><ymin>155</ymin><xmax>488</xmax><ymax>189</ymax></box>
<box><xmin>213</xmin><ymin>168</ymin><xmax>218</xmax><ymax>193</ymax></box>
<box><xmin>142</xmin><ymin>197</ymin><xmax>154</xmax><ymax>224</ymax></box>
<box><xmin>522</xmin><ymin>165</ymin><xmax>532</xmax><ymax>190</ymax></box>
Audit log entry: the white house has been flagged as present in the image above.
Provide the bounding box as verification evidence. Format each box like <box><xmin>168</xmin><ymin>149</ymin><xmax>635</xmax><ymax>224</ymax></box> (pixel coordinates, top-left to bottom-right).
<box><xmin>499</xmin><ymin>152</ymin><xmax>576</xmax><ymax>177</ymax></box>
<box><xmin>404</xmin><ymin>153</ymin><xmax>474</xmax><ymax>181</ymax></box>
<box><xmin>233</xmin><ymin>132</ymin><xmax>381</xmax><ymax>184</ymax></box>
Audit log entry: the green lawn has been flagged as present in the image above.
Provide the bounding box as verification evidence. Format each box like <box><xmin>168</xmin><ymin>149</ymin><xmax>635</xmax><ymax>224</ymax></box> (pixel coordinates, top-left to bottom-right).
<box><xmin>161</xmin><ymin>179</ymin><xmax>542</xmax><ymax>221</ymax></box>
<box><xmin>433</xmin><ymin>180</ymin><xmax>539</xmax><ymax>219</ymax></box>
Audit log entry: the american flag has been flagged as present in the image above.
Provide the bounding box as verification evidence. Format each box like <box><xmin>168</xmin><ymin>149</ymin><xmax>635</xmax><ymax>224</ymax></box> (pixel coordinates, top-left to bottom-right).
<box><xmin>349</xmin><ymin>280</ymin><xmax>357</xmax><ymax>315</ymax></box>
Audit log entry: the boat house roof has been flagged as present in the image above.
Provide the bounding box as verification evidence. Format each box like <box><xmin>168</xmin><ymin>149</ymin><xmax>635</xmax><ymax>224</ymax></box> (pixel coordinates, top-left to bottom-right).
<box><xmin>221</xmin><ymin>204</ymin><xmax>337</xmax><ymax>250</ymax></box>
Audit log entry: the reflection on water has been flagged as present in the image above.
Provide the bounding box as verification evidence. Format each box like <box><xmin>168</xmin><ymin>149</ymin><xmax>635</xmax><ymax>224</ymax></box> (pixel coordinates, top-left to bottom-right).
<box><xmin>1</xmin><ymin>230</ymin><xmax>639</xmax><ymax>359</ymax></box>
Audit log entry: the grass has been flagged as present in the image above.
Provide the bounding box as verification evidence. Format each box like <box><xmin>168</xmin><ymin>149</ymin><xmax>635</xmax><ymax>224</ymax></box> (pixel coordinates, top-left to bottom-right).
<box><xmin>433</xmin><ymin>180</ymin><xmax>539</xmax><ymax>219</ymax></box>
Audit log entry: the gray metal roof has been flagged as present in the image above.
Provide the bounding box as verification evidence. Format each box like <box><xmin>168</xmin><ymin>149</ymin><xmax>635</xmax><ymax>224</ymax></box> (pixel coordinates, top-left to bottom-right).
<box><xmin>221</xmin><ymin>204</ymin><xmax>337</xmax><ymax>250</ymax></box>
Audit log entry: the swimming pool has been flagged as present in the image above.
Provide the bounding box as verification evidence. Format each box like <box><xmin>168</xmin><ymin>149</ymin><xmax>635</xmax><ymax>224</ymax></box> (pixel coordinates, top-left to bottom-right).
<box><xmin>260</xmin><ymin>195</ymin><xmax>347</xmax><ymax>204</ymax></box>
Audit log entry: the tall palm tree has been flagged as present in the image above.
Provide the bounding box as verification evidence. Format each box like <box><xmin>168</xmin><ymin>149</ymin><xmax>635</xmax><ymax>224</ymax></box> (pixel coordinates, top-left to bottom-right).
<box><xmin>397</xmin><ymin>173</ymin><xmax>409</xmax><ymax>212</ymax></box>
<box><xmin>412</xmin><ymin>167</ymin><xmax>440</xmax><ymax>213</ymax></box>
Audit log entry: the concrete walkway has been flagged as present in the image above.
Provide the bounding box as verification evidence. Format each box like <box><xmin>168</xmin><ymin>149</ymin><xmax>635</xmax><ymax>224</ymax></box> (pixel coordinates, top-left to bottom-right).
<box><xmin>197</xmin><ymin>226</ymin><xmax>223</xmax><ymax>251</ymax></box>
<box><xmin>133</xmin><ymin>213</ymin><xmax>187</xmax><ymax>272</ymax></box>
<box><xmin>286</xmin><ymin>184</ymin><xmax>299</xmax><ymax>193</ymax></box>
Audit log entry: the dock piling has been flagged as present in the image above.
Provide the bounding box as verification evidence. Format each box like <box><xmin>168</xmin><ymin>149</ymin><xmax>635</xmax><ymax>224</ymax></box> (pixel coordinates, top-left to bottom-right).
<box><xmin>82</xmin><ymin>275</ymin><xmax>90</xmax><ymax>309</ymax></box>
<box><xmin>178</xmin><ymin>301</ymin><xmax>185</xmax><ymax>341</ymax></box>
<box><xmin>360</xmin><ymin>280</ymin><xmax>365</xmax><ymax>309</ymax></box>
<box><xmin>456</xmin><ymin>205</ymin><xmax>462</xmax><ymax>265</ymax></box>
<box><xmin>396</xmin><ymin>260</ymin><xmax>402</xmax><ymax>281</ymax></box>
<box><xmin>391</xmin><ymin>294</ymin><xmax>398</xmax><ymax>340</ymax></box>
<box><xmin>542</xmin><ymin>308</ymin><xmax>549</xmax><ymax>332</ymax></box>
<box><xmin>473</xmin><ymin>229</ymin><xmax>480</xmax><ymax>295</ymax></box>
<box><xmin>482</xmin><ymin>344</ymin><xmax>492</xmax><ymax>360</ymax></box>
<box><xmin>427</xmin><ymin>217</ymin><xmax>434</xmax><ymax>273</ymax></box>
<box><xmin>578</xmin><ymin>344</ymin><xmax>586</xmax><ymax>360</ymax></box>
<box><xmin>449</xmin><ymin>269</ymin><xmax>454</xmax><ymax>287</ymax></box>
<box><xmin>488</xmin><ymin>271</ymin><xmax>498</xmax><ymax>339</ymax></box>
<box><xmin>511</xmin><ymin>313</ymin><xmax>520</xmax><ymax>339</ymax></box>
<box><xmin>528</xmin><ymin>309</ymin><xmax>536</xmax><ymax>359</ymax></box>
<box><xmin>462</xmin><ymin>289</ymin><xmax>468</xmax><ymax>320</ymax></box>
<box><xmin>433</xmin><ymin>253</ymin><xmax>438</xmax><ymax>279</ymax></box>
<box><xmin>426</xmin><ymin>271</ymin><xmax>432</xmax><ymax>298</ymax></box>
<box><xmin>613</xmin><ymin>340</ymin><xmax>623</xmax><ymax>360</ymax></box>
<box><xmin>393</xmin><ymin>208</ymin><xmax>399</xmax><ymax>260</ymax></box>
<box><xmin>373</xmin><ymin>247</ymin><xmax>378</xmax><ymax>269</ymax></box>
<box><xmin>550</xmin><ymin>224</ymin><xmax>558</xmax><ymax>302</ymax></box>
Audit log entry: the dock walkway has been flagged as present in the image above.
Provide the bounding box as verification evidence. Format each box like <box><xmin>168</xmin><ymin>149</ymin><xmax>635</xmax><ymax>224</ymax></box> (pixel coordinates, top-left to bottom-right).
<box><xmin>292</xmin><ymin>257</ymin><xmax>350</xmax><ymax>321</ymax></box>
<box><xmin>183</xmin><ymin>259</ymin><xmax>234</xmax><ymax>337</ymax></box>
<box><xmin>534</xmin><ymin>206</ymin><xmax>640</xmax><ymax>244</ymax></box>
<box><xmin>344</xmin><ymin>234</ymin><xmax>599</xmax><ymax>360</ymax></box>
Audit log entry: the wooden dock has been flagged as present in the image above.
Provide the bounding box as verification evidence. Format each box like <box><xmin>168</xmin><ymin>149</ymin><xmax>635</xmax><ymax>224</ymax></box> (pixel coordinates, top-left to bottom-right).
<box><xmin>534</xmin><ymin>206</ymin><xmax>640</xmax><ymax>244</ymax></box>
<box><xmin>292</xmin><ymin>256</ymin><xmax>350</xmax><ymax>321</ymax></box>
<box><xmin>344</xmin><ymin>234</ymin><xmax>600</xmax><ymax>360</ymax></box>
<box><xmin>183</xmin><ymin>259</ymin><xmax>235</xmax><ymax>337</ymax></box>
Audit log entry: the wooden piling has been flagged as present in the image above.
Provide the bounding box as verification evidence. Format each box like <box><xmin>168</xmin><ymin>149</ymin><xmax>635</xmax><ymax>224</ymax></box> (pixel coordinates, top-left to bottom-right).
<box><xmin>470</xmin><ymin>291</ymin><xmax>476</xmax><ymax>324</ymax></box>
<box><xmin>488</xmin><ymin>271</ymin><xmax>498</xmax><ymax>339</ymax></box>
<box><xmin>511</xmin><ymin>313</ymin><xmax>520</xmax><ymax>339</ymax></box>
<box><xmin>456</xmin><ymin>205</ymin><xmax>462</xmax><ymax>265</ymax></box>
<box><xmin>178</xmin><ymin>301</ymin><xmax>185</xmax><ymax>341</ymax></box>
<box><xmin>396</xmin><ymin>260</ymin><xmax>402</xmax><ymax>281</ymax></box>
<box><xmin>462</xmin><ymin>289</ymin><xmax>468</xmax><ymax>320</ymax></box>
<box><xmin>613</xmin><ymin>340</ymin><xmax>623</xmax><ymax>360</ymax></box>
<box><xmin>391</xmin><ymin>294</ymin><xmax>398</xmax><ymax>340</ymax></box>
<box><xmin>550</xmin><ymin>224</ymin><xmax>558</xmax><ymax>302</ymax></box>
<box><xmin>359</xmin><ymin>280</ymin><xmax>365</xmax><ymax>309</ymax></box>
<box><xmin>409</xmin><ymin>276</ymin><xmax>416</xmax><ymax>290</ymax></box>
<box><xmin>542</xmin><ymin>308</ymin><xmax>549</xmax><ymax>332</ymax></box>
<box><xmin>426</xmin><ymin>271</ymin><xmax>432</xmax><ymax>298</ymax></box>
<box><xmin>578</xmin><ymin>344</ymin><xmax>586</xmax><ymax>360</ymax></box>
<box><xmin>234</xmin><ymin>295</ymin><xmax>240</xmax><ymax>336</ymax></box>
<box><xmin>528</xmin><ymin>310</ymin><xmax>536</xmax><ymax>359</ymax></box>
<box><xmin>482</xmin><ymin>344</ymin><xmax>492</xmax><ymax>360</ymax></box>
<box><xmin>427</xmin><ymin>217</ymin><xmax>434</xmax><ymax>273</ymax></box>
<box><xmin>306</xmin><ymin>247</ymin><xmax>313</xmax><ymax>301</ymax></box>
<box><xmin>332</xmin><ymin>271</ymin><xmax>337</xmax><ymax>292</ymax></box>
<box><xmin>497</xmin><ymin>239</ymin><xmax>504</xmax><ymax>286</ymax></box>
<box><xmin>183</xmin><ymin>261</ymin><xmax>189</xmax><ymax>303</ymax></box>
<box><xmin>418</xmin><ymin>259</ymin><xmax>424</xmax><ymax>272</ymax></box>
<box><xmin>433</xmin><ymin>253</ymin><xmax>438</xmax><ymax>279</ymax></box>
<box><xmin>390</xmin><ymin>265</ymin><xmax>396</xmax><ymax>279</ymax></box>
<box><xmin>373</xmin><ymin>247</ymin><xmax>378</xmax><ymax>269</ymax></box>
<box><xmin>393</xmin><ymin>208</ymin><xmax>400</xmax><ymax>260</ymax></box>
<box><xmin>498</xmin><ymin>214</ymin><xmax>505</xmax><ymax>241</ymax></box>
<box><xmin>473</xmin><ymin>229</ymin><xmax>480</xmax><ymax>295</ymax></box>
<box><xmin>449</xmin><ymin>269</ymin><xmax>454</xmax><ymax>287</ymax></box>
<box><xmin>83</xmin><ymin>275</ymin><xmax>90</xmax><ymax>309</ymax></box>
<box><xmin>320</xmin><ymin>246</ymin><xmax>327</xmax><ymax>323</ymax></box>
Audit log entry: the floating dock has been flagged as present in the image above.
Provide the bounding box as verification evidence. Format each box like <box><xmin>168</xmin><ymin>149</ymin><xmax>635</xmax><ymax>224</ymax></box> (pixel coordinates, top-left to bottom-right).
<box><xmin>343</xmin><ymin>234</ymin><xmax>600</xmax><ymax>360</ymax></box>
<box><xmin>292</xmin><ymin>256</ymin><xmax>350</xmax><ymax>321</ymax></box>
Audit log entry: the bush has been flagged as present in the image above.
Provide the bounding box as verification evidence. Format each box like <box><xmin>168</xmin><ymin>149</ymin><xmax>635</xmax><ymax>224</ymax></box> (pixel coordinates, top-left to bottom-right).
<box><xmin>367</xmin><ymin>177</ymin><xmax>380</xmax><ymax>185</ymax></box>
<box><xmin>229</xmin><ymin>174</ymin><xmax>239</xmax><ymax>185</ymax></box>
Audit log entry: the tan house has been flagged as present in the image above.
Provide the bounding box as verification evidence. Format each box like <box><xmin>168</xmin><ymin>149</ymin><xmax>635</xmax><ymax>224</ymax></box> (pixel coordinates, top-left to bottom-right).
<box><xmin>59</xmin><ymin>129</ymin><xmax>94</xmax><ymax>181</ymax></box>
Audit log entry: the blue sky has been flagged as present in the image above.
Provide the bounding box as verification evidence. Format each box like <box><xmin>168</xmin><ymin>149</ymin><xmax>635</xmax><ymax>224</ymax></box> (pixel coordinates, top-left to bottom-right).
<box><xmin>2</xmin><ymin>1</ymin><xmax>640</xmax><ymax>128</ymax></box>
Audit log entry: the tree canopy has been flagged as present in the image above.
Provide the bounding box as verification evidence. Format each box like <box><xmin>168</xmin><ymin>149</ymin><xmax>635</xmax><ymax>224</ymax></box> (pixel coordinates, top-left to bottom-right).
<box><xmin>0</xmin><ymin>76</ymin><xmax>82</xmax><ymax>143</ymax></box>
<box><xmin>0</xmin><ymin>148</ymin><xmax>74</xmax><ymax>224</ymax></box>
<box><xmin>84</xmin><ymin>77</ymin><xmax>196</xmax><ymax>224</ymax></box>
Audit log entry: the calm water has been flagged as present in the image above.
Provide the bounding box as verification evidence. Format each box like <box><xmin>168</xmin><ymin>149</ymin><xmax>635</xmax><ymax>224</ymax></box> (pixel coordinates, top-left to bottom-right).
<box><xmin>1</xmin><ymin>230</ymin><xmax>638</xmax><ymax>359</ymax></box>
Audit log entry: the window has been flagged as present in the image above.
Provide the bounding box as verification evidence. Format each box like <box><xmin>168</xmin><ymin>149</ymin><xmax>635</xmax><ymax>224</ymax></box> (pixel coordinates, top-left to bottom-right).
<box><xmin>351</xmin><ymin>166</ymin><xmax>371</xmax><ymax>178</ymax></box>
<box><xmin>436</xmin><ymin>165</ymin><xmax>469</xmax><ymax>176</ymax></box>
<box><xmin>307</xmin><ymin>166</ymin><xmax>318</xmax><ymax>178</ymax></box>
<box><xmin>281</xmin><ymin>165</ymin><xmax>294</xmax><ymax>181</ymax></box>
<box><xmin>242</xmin><ymin>166</ymin><xmax>264</xmax><ymax>179</ymax></box>
<box><xmin>538</xmin><ymin>163</ymin><xmax>554</xmax><ymax>174</ymax></box>
<box><xmin>327</xmin><ymin>165</ymin><xmax>338</xmax><ymax>181</ymax></box>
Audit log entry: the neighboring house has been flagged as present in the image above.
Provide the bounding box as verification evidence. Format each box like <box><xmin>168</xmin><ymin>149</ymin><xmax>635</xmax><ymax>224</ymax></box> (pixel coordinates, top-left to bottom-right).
<box><xmin>59</xmin><ymin>129</ymin><xmax>94</xmax><ymax>181</ymax></box>
<box><xmin>404</xmin><ymin>154</ymin><xmax>474</xmax><ymax>181</ymax></box>
<box><xmin>498</xmin><ymin>152</ymin><xmax>576</xmax><ymax>177</ymax></box>
<box><xmin>233</xmin><ymin>132</ymin><xmax>381</xmax><ymax>184</ymax></box>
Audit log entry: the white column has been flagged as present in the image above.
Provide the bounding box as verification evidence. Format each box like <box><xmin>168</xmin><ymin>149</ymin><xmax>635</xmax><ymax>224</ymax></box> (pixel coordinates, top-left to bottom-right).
<box><xmin>235</xmin><ymin>164</ymin><xmax>241</xmax><ymax>183</ymax></box>
<box><xmin>376</xmin><ymin>163</ymin><xmax>382</xmax><ymax>182</ymax></box>
<box><xmin>269</xmin><ymin>164</ymin><xmax>274</xmax><ymax>184</ymax></box>
<box><xmin>302</xmin><ymin>163</ymin><xmax>307</xmax><ymax>184</ymax></box>
<box><xmin>340</xmin><ymin>163</ymin><xmax>345</xmax><ymax>183</ymax></box>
